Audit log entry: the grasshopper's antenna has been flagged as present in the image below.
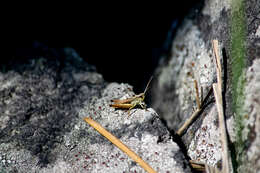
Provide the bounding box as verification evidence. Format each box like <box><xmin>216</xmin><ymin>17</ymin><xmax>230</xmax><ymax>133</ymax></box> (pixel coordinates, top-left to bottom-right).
<box><xmin>143</xmin><ymin>76</ymin><xmax>153</xmax><ymax>95</ymax></box>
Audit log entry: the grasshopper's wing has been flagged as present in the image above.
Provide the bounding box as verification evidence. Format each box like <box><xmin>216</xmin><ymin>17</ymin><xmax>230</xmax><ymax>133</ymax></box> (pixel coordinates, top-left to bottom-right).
<box><xmin>110</xmin><ymin>103</ymin><xmax>132</xmax><ymax>109</ymax></box>
<box><xmin>112</xmin><ymin>97</ymin><xmax>136</xmax><ymax>104</ymax></box>
<box><xmin>112</xmin><ymin>93</ymin><xmax>144</xmax><ymax>103</ymax></box>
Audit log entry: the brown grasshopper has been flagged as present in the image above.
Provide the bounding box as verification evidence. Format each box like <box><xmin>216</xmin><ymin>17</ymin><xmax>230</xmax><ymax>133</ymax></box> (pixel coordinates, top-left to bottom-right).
<box><xmin>110</xmin><ymin>77</ymin><xmax>153</xmax><ymax>115</ymax></box>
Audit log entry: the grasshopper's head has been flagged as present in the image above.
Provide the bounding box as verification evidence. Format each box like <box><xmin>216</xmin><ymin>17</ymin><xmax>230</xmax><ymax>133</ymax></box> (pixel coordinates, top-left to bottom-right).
<box><xmin>140</xmin><ymin>93</ymin><xmax>145</xmax><ymax>100</ymax></box>
<box><xmin>139</xmin><ymin>100</ymin><xmax>146</xmax><ymax>109</ymax></box>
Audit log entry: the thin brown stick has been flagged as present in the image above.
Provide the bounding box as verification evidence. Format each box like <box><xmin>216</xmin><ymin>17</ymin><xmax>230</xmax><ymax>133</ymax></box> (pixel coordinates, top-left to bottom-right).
<box><xmin>177</xmin><ymin>85</ymin><xmax>213</xmax><ymax>136</ymax></box>
<box><xmin>200</xmin><ymin>86</ymin><xmax>203</xmax><ymax>107</ymax></box>
<box><xmin>205</xmin><ymin>164</ymin><xmax>222</xmax><ymax>173</ymax></box>
<box><xmin>213</xmin><ymin>84</ymin><xmax>229</xmax><ymax>173</ymax></box>
<box><xmin>212</xmin><ymin>40</ymin><xmax>231</xmax><ymax>173</ymax></box>
<box><xmin>84</xmin><ymin>117</ymin><xmax>157</xmax><ymax>173</ymax></box>
<box><xmin>212</xmin><ymin>40</ymin><xmax>222</xmax><ymax>93</ymax></box>
<box><xmin>189</xmin><ymin>160</ymin><xmax>205</xmax><ymax>171</ymax></box>
<box><xmin>194</xmin><ymin>80</ymin><xmax>201</xmax><ymax>109</ymax></box>
<box><xmin>176</xmin><ymin>109</ymin><xmax>201</xmax><ymax>136</ymax></box>
<box><xmin>190</xmin><ymin>160</ymin><xmax>221</xmax><ymax>172</ymax></box>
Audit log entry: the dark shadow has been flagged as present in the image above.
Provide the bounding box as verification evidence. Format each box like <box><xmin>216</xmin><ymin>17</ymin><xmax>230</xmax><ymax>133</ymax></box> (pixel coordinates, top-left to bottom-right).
<box><xmin>222</xmin><ymin>48</ymin><xmax>228</xmax><ymax>119</ymax></box>
<box><xmin>222</xmin><ymin>48</ymin><xmax>238</xmax><ymax>173</ymax></box>
<box><xmin>158</xmin><ymin>118</ymin><xmax>197</xmax><ymax>172</ymax></box>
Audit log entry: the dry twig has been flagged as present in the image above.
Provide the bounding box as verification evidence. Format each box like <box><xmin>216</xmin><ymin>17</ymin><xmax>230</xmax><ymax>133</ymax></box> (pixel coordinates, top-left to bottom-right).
<box><xmin>189</xmin><ymin>160</ymin><xmax>205</xmax><ymax>171</ymax></box>
<box><xmin>177</xmin><ymin>108</ymin><xmax>201</xmax><ymax>136</ymax></box>
<box><xmin>212</xmin><ymin>40</ymin><xmax>231</xmax><ymax>173</ymax></box>
<box><xmin>177</xmin><ymin>80</ymin><xmax>212</xmax><ymax>136</ymax></box>
<box><xmin>194</xmin><ymin>80</ymin><xmax>201</xmax><ymax>109</ymax></box>
<box><xmin>190</xmin><ymin>159</ymin><xmax>222</xmax><ymax>172</ymax></box>
<box><xmin>84</xmin><ymin>117</ymin><xmax>157</xmax><ymax>173</ymax></box>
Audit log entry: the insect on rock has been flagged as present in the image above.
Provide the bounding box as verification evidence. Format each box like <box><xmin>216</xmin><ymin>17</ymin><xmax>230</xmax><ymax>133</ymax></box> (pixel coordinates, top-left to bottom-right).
<box><xmin>110</xmin><ymin>77</ymin><xmax>153</xmax><ymax>115</ymax></box>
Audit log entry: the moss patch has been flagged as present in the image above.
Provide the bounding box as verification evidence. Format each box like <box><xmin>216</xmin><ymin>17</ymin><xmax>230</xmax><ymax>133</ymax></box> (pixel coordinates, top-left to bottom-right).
<box><xmin>230</xmin><ymin>0</ymin><xmax>247</xmax><ymax>172</ymax></box>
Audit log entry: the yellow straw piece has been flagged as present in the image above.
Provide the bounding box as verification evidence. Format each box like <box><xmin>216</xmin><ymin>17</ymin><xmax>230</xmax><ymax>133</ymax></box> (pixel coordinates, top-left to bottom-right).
<box><xmin>84</xmin><ymin>117</ymin><xmax>157</xmax><ymax>173</ymax></box>
<box><xmin>212</xmin><ymin>40</ymin><xmax>231</xmax><ymax>173</ymax></box>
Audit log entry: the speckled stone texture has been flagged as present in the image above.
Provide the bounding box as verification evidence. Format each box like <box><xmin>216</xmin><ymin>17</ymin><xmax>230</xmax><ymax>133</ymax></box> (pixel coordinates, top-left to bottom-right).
<box><xmin>150</xmin><ymin>0</ymin><xmax>260</xmax><ymax>171</ymax></box>
<box><xmin>0</xmin><ymin>48</ymin><xmax>191</xmax><ymax>173</ymax></box>
<box><xmin>0</xmin><ymin>48</ymin><xmax>104</xmax><ymax>172</ymax></box>
<box><xmin>151</xmin><ymin>17</ymin><xmax>224</xmax><ymax>167</ymax></box>
<box><xmin>241</xmin><ymin>59</ymin><xmax>260</xmax><ymax>173</ymax></box>
<box><xmin>59</xmin><ymin>83</ymin><xmax>191</xmax><ymax>173</ymax></box>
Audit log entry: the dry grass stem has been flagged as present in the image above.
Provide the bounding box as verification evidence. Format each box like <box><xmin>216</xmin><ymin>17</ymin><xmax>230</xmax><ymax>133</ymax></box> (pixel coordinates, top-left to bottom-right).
<box><xmin>177</xmin><ymin>80</ymin><xmax>205</xmax><ymax>136</ymax></box>
<box><xmin>190</xmin><ymin>160</ymin><xmax>221</xmax><ymax>172</ymax></box>
<box><xmin>212</xmin><ymin>40</ymin><xmax>222</xmax><ymax>93</ymax></box>
<box><xmin>194</xmin><ymin>80</ymin><xmax>201</xmax><ymax>109</ymax></box>
<box><xmin>84</xmin><ymin>117</ymin><xmax>157</xmax><ymax>173</ymax></box>
<box><xmin>200</xmin><ymin>86</ymin><xmax>204</xmax><ymax>106</ymax></box>
<box><xmin>212</xmin><ymin>40</ymin><xmax>231</xmax><ymax>173</ymax></box>
<box><xmin>176</xmin><ymin>109</ymin><xmax>201</xmax><ymax>136</ymax></box>
<box><xmin>189</xmin><ymin>160</ymin><xmax>205</xmax><ymax>171</ymax></box>
<box><xmin>205</xmin><ymin>164</ymin><xmax>222</xmax><ymax>173</ymax></box>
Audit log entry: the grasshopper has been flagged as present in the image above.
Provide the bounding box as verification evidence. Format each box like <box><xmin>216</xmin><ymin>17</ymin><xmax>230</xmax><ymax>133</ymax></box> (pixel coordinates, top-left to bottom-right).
<box><xmin>110</xmin><ymin>77</ymin><xmax>153</xmax><ymax>115</ymax></box>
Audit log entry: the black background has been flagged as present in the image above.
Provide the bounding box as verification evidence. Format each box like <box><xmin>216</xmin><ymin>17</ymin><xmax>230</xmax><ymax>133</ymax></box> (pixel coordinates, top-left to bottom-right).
<box><xmin>2</xmin><ymin>1</ymin><xmax>203</xmax><ymax>93</ymax></box>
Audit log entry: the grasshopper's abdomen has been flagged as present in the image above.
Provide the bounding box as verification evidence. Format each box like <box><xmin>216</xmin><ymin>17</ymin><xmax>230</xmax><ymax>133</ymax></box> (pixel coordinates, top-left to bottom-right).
<box><xmin>110</xmin><ymin>103</ymin><xmax>132</xmax><ymax>109</ymax></box>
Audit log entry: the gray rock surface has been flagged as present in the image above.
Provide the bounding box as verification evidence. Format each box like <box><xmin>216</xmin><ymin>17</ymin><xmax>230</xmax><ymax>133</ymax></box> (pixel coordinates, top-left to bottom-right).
<box><xmin>241</xmin><ymin>59</ymin><xmax>260</xmax><ymax>173</ymax></box>
<box><xmin>151</xmin><ymin>17</ymin><xmax>224</xmax><ymax>167</ymax></box>
<box><xmin>0</xmin><ymin>48</ymin><xmax>191</xmax><ymax>172</ymax></box>
<box><xmin>55</xmin><ymin>83</ymin><xmax>191</xmax><ymax>173</ymax></box>
<box><xmin>0</xmin><ymin>48</ymin><xmax>104</xmax><ymax>172</ymax></box>
<box><xmin>150</xmin><ymin>0</ymin><xmax>260</xmax><ymax>171</ymax></box>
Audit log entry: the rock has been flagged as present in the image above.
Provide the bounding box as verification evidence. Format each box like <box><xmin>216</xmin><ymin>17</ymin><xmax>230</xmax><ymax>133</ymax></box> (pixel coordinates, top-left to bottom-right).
<box><xmin>151</xmin><ymin>0</ymin><xmax>260</xmax><ymax>171</ymax></box>
<box><xmin>0</xmin><ymin>48</ymin><xmax>191</xmax><ymax>172</ymax></box>
<box><xmin>0</xmin><ymin>48</ymin><xmax>103</xmax><ymax>172</ymax></box>
<box><xmin>151</xmin><ymin>18</ymin><xmax>216</xmax><ymax>132</ymax></box>
<box><xmin>241</xmin><ymin>59</ymin><xmax>260</xmax><ymax>172</ymax></box>
<box><xmin>151</xmin><ymin>17</ymin><xmax>224</xmax><ymax>167</ymax></box>
<box><xmin>51</xmin><ymin>83</ymin><xmax>191</xmax><ymax>173</ymax></box>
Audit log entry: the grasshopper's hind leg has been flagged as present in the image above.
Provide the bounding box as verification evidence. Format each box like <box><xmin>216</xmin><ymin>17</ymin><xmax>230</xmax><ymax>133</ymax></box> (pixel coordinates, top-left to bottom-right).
<box><xmin>127</xmin><ymin>103</ymin><xmax>137</xmax><ymax>116</ymax></box>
